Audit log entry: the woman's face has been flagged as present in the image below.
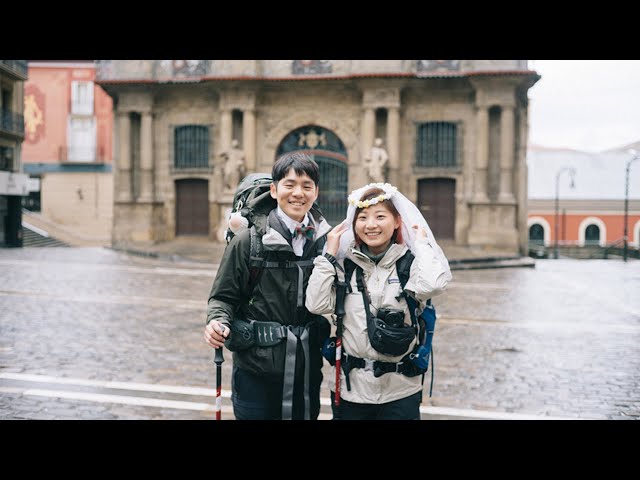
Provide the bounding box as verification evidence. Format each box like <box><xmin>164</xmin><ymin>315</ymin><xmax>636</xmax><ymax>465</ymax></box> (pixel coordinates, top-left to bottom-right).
<box><xmin>354</xmin><ymin>203</ymin><xmax>400</xmax><ymax>255</ymax></box>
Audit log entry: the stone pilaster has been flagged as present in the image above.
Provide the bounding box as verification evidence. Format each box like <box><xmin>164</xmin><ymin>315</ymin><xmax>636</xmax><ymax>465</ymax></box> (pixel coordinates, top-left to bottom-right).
<box><xmin>243</xmin><ymin>108</ymin><xmax>256</xmax><ymax>172</ymax></box>
<box><xmin>387</xmin><ymin>106</ymin><xmax>400</xmax><ymax>185</ymax></box>
<box><xmin>498</xmin><ymin>104</ymin><xmax>515</xmax><ymax>203</ymax></box>
<box><xmin>474</xmin><ymin>105</ymin><xmax>489</xmax><ymax>203</ymax></box>
<box><xmin>138</xmin><ymin>111</ymin><xmax>154</xmax><ymax>202</ymax></box>
<box><xmin>116</xmin><ymin>112</ymin><xmax>131</xmax><ymax>202</ymax></box>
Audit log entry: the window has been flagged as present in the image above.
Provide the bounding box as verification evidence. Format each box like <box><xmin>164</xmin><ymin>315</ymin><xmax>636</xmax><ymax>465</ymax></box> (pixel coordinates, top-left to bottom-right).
<box><xmin>0</xmin><ymin>146</ymin><xmax>14</xmax><ymax>171</ymax></box>
<box><xmin>174</xmin><ymin>125</ymin><xmax>209</xmax><ymax>169</ymax></box>
<box><xmin>585</xmin><ymin>225</ymin><xmax>600</xmax><ymax>245</ymax></box>
<box><xmin>71</xmin><ymin>81</ymin><xmax>94</xmax><ymax>115</ymax></box>
<box><xmin>67</xmin><ymin>117</ymin><xmax>96</xmax><ymax>162</ymax></box>
<box><xmin>529</xmin><ymin>224</ymin><xmax>544</xmax><ymax>245</ymax></box>
<box><xmin>416</xmin><ymin>122</ymin><xmax>458</xmax><ymax>167</ymax></box>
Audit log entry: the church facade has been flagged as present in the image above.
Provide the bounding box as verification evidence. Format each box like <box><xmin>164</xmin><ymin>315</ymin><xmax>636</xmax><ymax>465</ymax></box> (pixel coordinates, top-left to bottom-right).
<box><xmin>96</xmin><ymin>60</ymin><xmax>539</xmax><ymax>253</ymax></box>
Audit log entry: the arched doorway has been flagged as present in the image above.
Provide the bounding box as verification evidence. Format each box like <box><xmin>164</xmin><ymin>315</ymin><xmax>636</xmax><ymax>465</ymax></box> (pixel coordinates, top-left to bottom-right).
<box><xmin>276</xmin><ymin>125</ymin><xmax>348</xmax><ymax>226</ymax></box>
<box><xmin>175</xmin><ymin>178</ymin><xmax>209</xmax><ymax>235</ymax></box>
<box><xmin>529</xmin><ymin>224</ymin><xmax>544</xmax><ymax>245</ymax></box>
<box><xmin>417</xmin><ymin>178</ymin><xmax>455</xmax><ymax>239</ymax></box>
<box><xmin>585</xmin><ymin>224</ymin><xmax>600</xmax><ymax>245</ymax></box>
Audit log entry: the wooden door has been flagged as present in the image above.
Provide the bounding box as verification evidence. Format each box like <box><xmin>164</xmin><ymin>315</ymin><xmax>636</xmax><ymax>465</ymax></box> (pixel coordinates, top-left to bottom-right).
<box><xmin>417</xmin><ymin>178</ymin><xmax>455</xmax><ymax>239</ymax></box>
<box><xmin>176</xmin><ymin>179</ymin><xmax>209</xmax><ymax>235</ymax></box>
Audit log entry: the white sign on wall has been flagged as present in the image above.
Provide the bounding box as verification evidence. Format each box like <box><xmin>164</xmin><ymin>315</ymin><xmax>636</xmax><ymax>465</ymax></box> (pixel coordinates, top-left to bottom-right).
<box><xmin>0</xmin><ymin>171</ymin><xmax>29</xmax><ymax>196</ymax></box>
<box><xmin>27</xmin><ymin>177</ymin><xmax>41</xmax><ymax>192</ymax></box>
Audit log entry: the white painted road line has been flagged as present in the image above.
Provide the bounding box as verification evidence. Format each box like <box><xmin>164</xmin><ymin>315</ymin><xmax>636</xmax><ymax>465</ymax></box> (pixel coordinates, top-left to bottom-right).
<box><xmin>0</xmin><ymin>258</ymin><xmax>215</xmax><ymax>277</ymax></box>
<box><xmin>0</xmin><ymin>372</ymin><xmax>224</xmax><ymax>397</ymax></box>
<box><xmin>1</xmin><ymin>372</ymin><xmax>580</xmax><ymax>420</ymax></box>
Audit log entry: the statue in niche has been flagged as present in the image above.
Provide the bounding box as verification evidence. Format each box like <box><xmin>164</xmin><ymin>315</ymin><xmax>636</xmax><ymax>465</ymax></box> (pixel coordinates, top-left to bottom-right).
<box><xmin>220</xmin><ymin>139</ymin><xmax>246</xmax><ymax>191</ymax></box>
<box><xmin>364</xmin><ymin>138</ymin><xmax>389</xmax><ymax>184</ymax></box>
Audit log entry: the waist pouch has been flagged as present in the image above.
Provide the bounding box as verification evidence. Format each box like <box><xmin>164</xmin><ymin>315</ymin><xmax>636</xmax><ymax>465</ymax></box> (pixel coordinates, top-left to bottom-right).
<box><xmin>226</xmin><ymin>319</ymin><xmax>288</xmax><ymax>352</ymax></box>
<box><xmin>231</xmin><ymin>321</ymin><xmax>324</xmax><ymax>394</ymax></box>
<box><xmin>366</xmin><ymin>315</ymin><xmax>416</xmax><ymax>357</ymax></box>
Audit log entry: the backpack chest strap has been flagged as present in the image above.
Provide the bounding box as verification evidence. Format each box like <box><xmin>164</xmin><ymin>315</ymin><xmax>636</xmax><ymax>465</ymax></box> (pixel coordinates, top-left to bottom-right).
<box><xmin>341</xmin><ymin>352</ymin><xmax>416</xmax><ymax>382</ymax></box>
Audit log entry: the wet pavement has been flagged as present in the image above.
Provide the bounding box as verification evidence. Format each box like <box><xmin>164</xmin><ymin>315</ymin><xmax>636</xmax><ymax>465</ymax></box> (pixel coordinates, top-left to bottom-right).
<box><xmin>0</xmin><ymin>246</ymin><xmax>638</xmax><ymax>420</ymax></box>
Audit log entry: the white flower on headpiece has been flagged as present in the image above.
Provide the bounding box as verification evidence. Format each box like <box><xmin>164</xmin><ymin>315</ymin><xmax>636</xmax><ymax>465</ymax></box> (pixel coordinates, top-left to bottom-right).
<box><xmin>348</xmin><ymin>183</ymin><xmax>398</xmax><ymax>208</ymax></box>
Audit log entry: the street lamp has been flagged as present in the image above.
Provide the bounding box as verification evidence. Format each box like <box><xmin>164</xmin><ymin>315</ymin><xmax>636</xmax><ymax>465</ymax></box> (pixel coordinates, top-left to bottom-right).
<box><xmin>624</xmin><ymin>149</ymin><xmax>640</xmax><ymax>262</ymax></box>
<box><xmin>554</xmin><ymin>166</ymin><xmax>576</xmax><ymax>259</ymax></box>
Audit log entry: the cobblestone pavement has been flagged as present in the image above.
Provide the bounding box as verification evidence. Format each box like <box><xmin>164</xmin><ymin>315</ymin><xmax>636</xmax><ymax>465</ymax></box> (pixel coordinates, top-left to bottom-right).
<box><xmin>1</xmin><ymin>247</ymin><xmax>638</xmax><ymax>420</ymax></box>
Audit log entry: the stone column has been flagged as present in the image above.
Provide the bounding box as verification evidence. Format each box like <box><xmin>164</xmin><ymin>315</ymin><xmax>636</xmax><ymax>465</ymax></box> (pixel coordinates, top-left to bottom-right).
<box><xmin>243</xmin><ymin>108</ymin><xmax>256</xmax><ymax>172</ymax></box>
<box><xmin>138</xmin><ymin>111</ymin><xmax>154</xmax><ymax>202</ymax></box>
<box><xmin>117</xmin><ymin>111</ymin><xmax>131</xmax><ymax>202</ymax></box>
<box><xmin>498</xmin><ymin>105</ymin><xmax>515</xmax><ymax>203</ymax></box>
<box><xmin>361</xmin><ymin>107</ymin><xmax>375</xmax><ymax>166</ymax></box>
<box><xmin>474</xmin><ymin>105</ymin><xmax>489</xmax><ymax>202</ymax></box>
<box><xmin>387</xmin><ymin>106</ymin><xmax>400</xmax><ymax>184</ymax></box>
<box><xmin>220</xmin><ymin>108</ymin><xmax>232</xmax><ymax>155</ymax></box>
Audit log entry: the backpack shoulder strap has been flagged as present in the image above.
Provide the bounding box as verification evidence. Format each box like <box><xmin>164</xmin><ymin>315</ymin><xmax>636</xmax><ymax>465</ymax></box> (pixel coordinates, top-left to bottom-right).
<box><xmin>247</xmin><ymin>226</ymin><xmax>265</xmax><ymax>296</ymax></box>
<box><xmin>343</xmin><ymin>258</ymin><xmax>358</xmax><ymax>294</ymax></box>
<box><xmin>396</xmin><ymin>249</ymin><xmax>414</xmax><ymax>291</ymax></box>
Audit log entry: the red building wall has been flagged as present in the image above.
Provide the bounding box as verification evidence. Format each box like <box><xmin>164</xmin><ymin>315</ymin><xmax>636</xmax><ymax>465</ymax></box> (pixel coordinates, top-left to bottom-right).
<box><xmin>22</xmin><ymin>62</ymin><xmax>112</xmax><ymax>164</ymax></box>
<box><xmin>529</xmin><ymin>212</ymin><xmax>640</xmax><ymax>244</ymax></box>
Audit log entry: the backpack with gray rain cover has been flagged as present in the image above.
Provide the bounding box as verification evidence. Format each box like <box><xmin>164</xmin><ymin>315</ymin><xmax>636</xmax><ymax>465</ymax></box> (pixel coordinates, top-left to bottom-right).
<box><xmin>225</xmin><ymin>173</ymin><xmax>275</xmax><ymax>243</ymax></box>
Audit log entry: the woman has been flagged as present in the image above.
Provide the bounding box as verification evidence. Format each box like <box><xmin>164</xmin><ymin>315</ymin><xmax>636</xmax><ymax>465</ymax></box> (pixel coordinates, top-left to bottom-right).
<box><xmin>305</xmin><ymin>183</ymin><xmax>451</xmax><ymax>420</ymax></box>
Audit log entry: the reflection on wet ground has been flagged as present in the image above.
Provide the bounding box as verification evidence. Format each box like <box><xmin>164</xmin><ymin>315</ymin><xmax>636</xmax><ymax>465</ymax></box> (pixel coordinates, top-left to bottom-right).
<box><xmin>0</xmin><ymin>248</ymin><xmax>638</xmax><ymax>419</ymax></box>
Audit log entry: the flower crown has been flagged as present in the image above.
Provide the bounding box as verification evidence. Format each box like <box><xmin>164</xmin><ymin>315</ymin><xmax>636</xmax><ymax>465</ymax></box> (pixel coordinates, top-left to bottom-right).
<box><xmin>348</xmin><ymin>183</ymin><xmax>398</xmax><ymax>209</ymax></box>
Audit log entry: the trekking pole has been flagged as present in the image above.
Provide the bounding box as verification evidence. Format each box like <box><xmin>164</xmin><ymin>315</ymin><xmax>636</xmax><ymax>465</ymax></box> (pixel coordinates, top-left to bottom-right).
<box><xmin>334</xmin><ymin>282</ymin><xmax>347</xmax><ymax>407</ymax></box>
<box><xmin>214</xmin><ymin>342</ymin><xmax>225</xmax><ymax>420</ymax></box>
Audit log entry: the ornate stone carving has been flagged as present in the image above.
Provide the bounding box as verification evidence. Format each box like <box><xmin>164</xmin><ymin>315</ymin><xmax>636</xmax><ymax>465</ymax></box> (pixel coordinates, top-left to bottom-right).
<box><xmin>292</xmin><ymin>60</ymin><xmax>333</xmax><ymax>75</ymax></box>
<box><xmin>417</xmin><ymin>60</ymin><xmax>461</xmax><ymax>72</ymax></box>
<box><xmin>298</xmin><ymin>129</ymin><xmax>327</xmax><ymax>149</ymax></box>
<box><xmin>172</xmin><ymin>60</ymin><xmax>209</xmax><ymax>77</ymax></box>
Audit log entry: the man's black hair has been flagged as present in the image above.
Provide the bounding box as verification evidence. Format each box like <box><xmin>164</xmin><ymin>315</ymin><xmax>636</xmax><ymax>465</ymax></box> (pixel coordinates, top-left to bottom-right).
<box><xmin>272</xmin><ymin>152</ymin><xmax>320</xmax><ymax>186</ymax></box>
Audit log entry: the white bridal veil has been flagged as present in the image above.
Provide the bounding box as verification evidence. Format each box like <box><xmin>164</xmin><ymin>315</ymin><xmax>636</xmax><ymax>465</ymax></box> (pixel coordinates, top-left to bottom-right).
<box><xmin>336</xmin><ymin>183</ymin><xmax>452</xmax><ymax>282</ymax></box>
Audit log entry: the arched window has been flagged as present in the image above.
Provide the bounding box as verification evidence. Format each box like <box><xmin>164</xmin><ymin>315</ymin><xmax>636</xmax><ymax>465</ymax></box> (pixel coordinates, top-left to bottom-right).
<box><xmin>276</xmin><ymin>125</ymin><xmax>348</xmax><ymax>226</ymax></box>
<box><xmin>585</xmin><ymin>224</ymin><xmax>600</xmax><ymax>245</ymax></box>
<box><xmin>529</xmin><ymin>224</ymin><xmax>545</xmax><ymax>245</ymax></box>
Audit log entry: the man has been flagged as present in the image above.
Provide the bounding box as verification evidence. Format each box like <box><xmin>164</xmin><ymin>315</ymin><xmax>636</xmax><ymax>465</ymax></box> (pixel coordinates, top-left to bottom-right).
<box><xmin>204</xmin><ymin>152</ymin><xmax>332</xmax><ymax>420</ymax></box>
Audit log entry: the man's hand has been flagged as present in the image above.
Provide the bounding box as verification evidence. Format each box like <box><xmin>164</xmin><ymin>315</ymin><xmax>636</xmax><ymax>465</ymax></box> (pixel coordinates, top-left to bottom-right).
<box><xmin>204</xmin><ymin>320</ymin><xmax>230</xmax><ymax>349</ymax></box>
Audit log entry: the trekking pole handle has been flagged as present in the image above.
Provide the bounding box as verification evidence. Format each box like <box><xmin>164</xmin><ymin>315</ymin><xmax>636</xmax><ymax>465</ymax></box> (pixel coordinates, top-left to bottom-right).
<box><xmin>214</xmin><ymin>346</ymin><xmax>224</xmax><ymax>364</ymax></box>
<box><xmin>335</xmin><ymin>282</ymin><xmax>347</xmax><ymax>317</ymax></box>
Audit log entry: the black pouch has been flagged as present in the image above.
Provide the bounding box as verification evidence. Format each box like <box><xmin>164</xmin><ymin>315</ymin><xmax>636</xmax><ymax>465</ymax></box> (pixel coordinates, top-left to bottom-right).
<box><xmin>367</xmin><ymin>312</ymin><xmax>415</xmax><ymax>357</ymax></box>
<box><xmin>225</xmin><ymin>319</ymin><xmax>256</xmax><ymax>352</ymax></box>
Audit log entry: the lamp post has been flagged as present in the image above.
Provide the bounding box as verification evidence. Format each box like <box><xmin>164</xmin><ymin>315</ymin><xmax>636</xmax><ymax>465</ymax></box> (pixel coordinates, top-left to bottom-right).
<box><xmin>554</xmin><ymin>166</ymin><xmax>576</xmax><ymax>259</ymax></box>
<box><xmin>624</xmin><ymin>149</ymin><xmax>640</xmax><ymax>262</ymax></box>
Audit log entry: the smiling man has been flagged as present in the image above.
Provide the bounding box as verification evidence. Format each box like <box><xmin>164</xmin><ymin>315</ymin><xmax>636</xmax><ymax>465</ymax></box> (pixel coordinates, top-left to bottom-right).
<box><xmin>204</xmin><ymin>152</ymin><xmax>333</xmax><ymax>420</ymax></box>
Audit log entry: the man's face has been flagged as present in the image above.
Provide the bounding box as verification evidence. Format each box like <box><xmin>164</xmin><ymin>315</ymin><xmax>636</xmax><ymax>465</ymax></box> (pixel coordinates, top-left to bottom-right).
<box><xmin>270</xmin><ymin>169</ymin><xmax>319</xmax><ymax>222</ymax></box>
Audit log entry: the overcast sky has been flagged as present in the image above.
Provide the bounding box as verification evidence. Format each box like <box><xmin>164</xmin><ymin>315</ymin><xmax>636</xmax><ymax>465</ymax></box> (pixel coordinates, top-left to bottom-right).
<box><xmin>527</xmin><ymin>60</ymin><xmax>640</xmax><ymax>153</ymax></box>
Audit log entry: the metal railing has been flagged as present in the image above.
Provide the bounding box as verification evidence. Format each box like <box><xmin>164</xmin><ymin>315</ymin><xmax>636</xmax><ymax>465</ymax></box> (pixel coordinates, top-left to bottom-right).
<box><xmin>58</xmin><ymin>145</ymin><xmax>106</xmax><ymax>163</ymax></box>
<box><xmin>600</xmin><ymin>237</ymin><xmax>640</xmax><ymax>260</ymax></box>
<box><xmin>0</xmin><ymin>108</ymin><xmax>24</xmax><ymax>137</ymax></box>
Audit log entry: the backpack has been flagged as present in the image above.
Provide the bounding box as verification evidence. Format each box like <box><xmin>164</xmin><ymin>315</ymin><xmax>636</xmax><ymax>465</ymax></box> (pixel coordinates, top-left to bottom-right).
<box><xmin>225</xmin><ymin>173</ymin><xmax>275</xmax><ymax>244</ymax></box>
<box><xmin>339</xmin><ymin>249</ymin><xmax>438</xmax><ymax>395</ymax></box>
